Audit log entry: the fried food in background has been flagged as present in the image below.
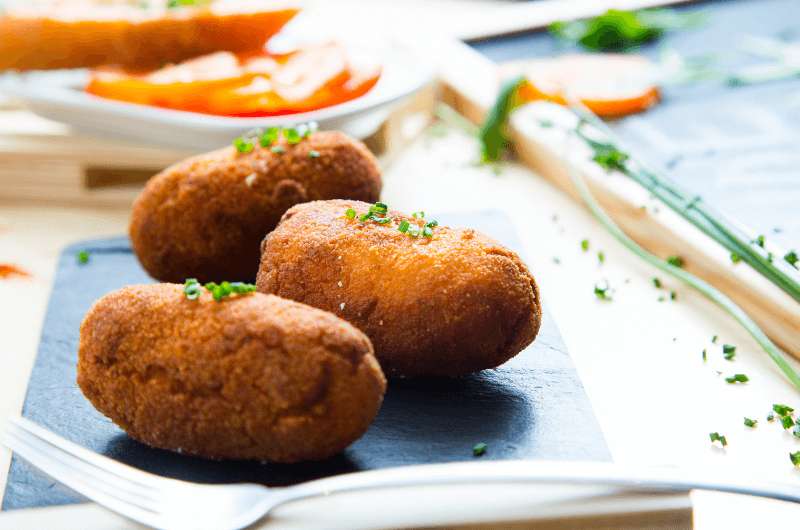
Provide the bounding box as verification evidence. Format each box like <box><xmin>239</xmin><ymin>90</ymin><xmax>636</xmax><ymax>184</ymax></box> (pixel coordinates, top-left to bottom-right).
<box><xmin>0</xmin><ymin>0</ymin><xmax>298</xmax><ymax>71</ymax></box>
<box><xmin>257</xmin><ymin>200</ymin><xmax>542</xmax><ymax>377</ymax></box>
<box><xmin>86</xmin><ymin>42</ymin><xmax>382</xmax><ymax>117</ymax></box>
<box><xmin>130</xmin><ymin>130</ymin><xmax>382</xmax><ymax>283</ymax></box>
<box><xmin>77</xmin><ymin>283</ymin><xmax>386</xmax><ymax>462</ymax></box>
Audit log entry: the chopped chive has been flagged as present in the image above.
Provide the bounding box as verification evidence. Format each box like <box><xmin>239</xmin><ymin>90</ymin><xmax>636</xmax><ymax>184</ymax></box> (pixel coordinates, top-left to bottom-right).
<box><xmin>793</xmin><ymin>423</ymin><xmax>800</xmax><ymax>438</ymax></box>
<box><xmin>372</xmin><ymin>217</ymin><xmax>392</xmax><ymax>225</ymax></box>
<box><xmin>594</xmin><ymin>281</ymin><xmax>612</xmax><ymax>301</ymax></box>
<box><xmin>398</xmin><ymin>220</ymin><xmax>410</xmax><ymax>233</ymax></box>
<box><xmin>358</xmin><ymin>213</ymin><xmax>371</xmax><ymax>222</ymax></box>
<box><xmin>767</xmin><ymin>413</ymin><xmax>775</xmax><ymax>422</ymax></box>
<box><xmin>183</xmin><ymin>278</ymin><xmax>202</xmax><ymax>300</ymax></box>
<box><xmin>284</xmin><ymin>127</ymin><xmax>302</xmax><ymax>144</ymax></box>
<box><xmin>270</xmin><ymin>146</ymin><xmax>285</xmax><ymax>154</ymax></box>
<box><xmin>712</xmin><ymin>335</ymin><xmax>719</xmax><ymax>344</ymax></box>
<box><xmin>791</xmin><ymin>451</ymin><xmax>800</xmax><ymax>467</ymax></box>
<box><xmin>581</xmin><ymin>239</ymin><xmax>589</xmax><ymax>252</ymax></box>
<box><xmin>702</xmin><ymin>349</ymin><xmax>707</xmax><ymax>361</ymax></box>
<box><xmin>308</xmin><ymin>150</ymin><xmax>320</xmax><ymax>158</ymax></box>
<box><xmin>426</xmin><ymin>220</ymin><xmax>439</xmax><ymax>228</ymax></box>
<box><xmin>597</xmin><ymin>251</ymin><xmax>605</xmax><ymax>264</ymax></box>
<box><xmin>345</xmin><ymin>208</ymin><xmax>356</xmax><ymax>219</ymax></box>
<box><xmin>370</xmin><ymin>202</ymin><xmax>389</xmax><ymax>215</ymax></box>
<box><xmin>782</xmin><ymin>415</ymin><xmax>795</xmax><ymax>429</ymax></box>
<box><xmin>412</xmin><ymin>211</ymin><xmax>425</xmax><ymax>219</ymax></box>
<box><xmin>744</xmin><ymin>417</ymin><xmax>757</xmax><ymax>428</ymax></box>
<box><xmin>422</xmin><ymin>226</ymin><xmax>434</xmax><ymax>238</ymax></box>
<box><xmin>786</xmin><ymin>250</ymin><xmax>799</xmax><ymax>268</ymax></box>
<box><xmin>76</xmin><ymin>250</ymin><xmax>90</xmax><ymax>265</ymax></box>
<box><xmin>773</xmin><ymin>404</ymin><xmax>794</xmax><ymax>417</ymax></box>
<box><xmin>259</xmin><ymin>127</ymin><xmax>280</xmax><ymax>147</ymax></box>
<box><xmin>730</xmin><ymin>252</ymin><xmax>741</xmax><ymax>264</ymax></box>
<box><xmin>652</xmin><ymin>277</ymin><xmax>662</xmax><ymax>288</ymax></box>
<box><xmin>233</xmin><ymin>137</ymin><xmax>254</xmax><ymax>153</ymax></box>
<box><xmin>723</xmin><ymin>344</ymin><xmax>736</xmax><ymax>360</ymax></box>
<box><xmin>666</xmin><ymin>255</ymin><xmax>684</xmax><ymax>268</ymax></box>
<box><xmin>725</xmin><ymin>373</ymin><xmax>749</xmax><ymax>384</ymax></box>
<box><xmin>670</xmin><ymin>290</ymin><xmax>677</xmax><ymax>301</ymax></box>
<box><xmin>754</xmin><ymin>235</ymin><xmax>765</xmax><ymax>248</ymax></box>
<box><xmin>709</xmin><ymin>432</ymin><xmax>727</xmax><ymax>447</ymax></box>
<box><xmin>472</xmin><ymin>442</ymin><xmax>488</xmax><ymax>457</ymax></box>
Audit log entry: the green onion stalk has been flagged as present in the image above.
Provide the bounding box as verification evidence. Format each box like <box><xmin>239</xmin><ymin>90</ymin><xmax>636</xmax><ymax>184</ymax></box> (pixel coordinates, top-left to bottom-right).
<box><xmin>478</xmin><ymin>77</ymin><xmax>800</xmax><ymax>303</ymax></box>
<box><xmin>562</xmin><ymin>127</ymin><xmax>800</xmax><ymax>392</ymax></box>
<box><xmin>568</xmin><ymin>104</ymin><xmax>800</xmax><ymax>304</ymax></box>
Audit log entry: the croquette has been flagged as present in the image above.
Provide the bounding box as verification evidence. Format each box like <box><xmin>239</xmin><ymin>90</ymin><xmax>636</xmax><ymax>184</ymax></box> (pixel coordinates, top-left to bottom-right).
<box><xmin>0</xmin><ymin>1</ymin><xmax>298</xmax><ymax>71</ymax></box>
<box><xmin>77</xmin><ymin>284</ymin><xmax>386</xmax><ymax>462</ymax></box>
<box><xmin>256</xmin><ymin>200</ymin><xmax>542</xmax><ymax>377</ymax></box>
<box><xmin>130</xmin><ymin>131</ymin><xmax>382</xmax><ymax>283</ymax></box>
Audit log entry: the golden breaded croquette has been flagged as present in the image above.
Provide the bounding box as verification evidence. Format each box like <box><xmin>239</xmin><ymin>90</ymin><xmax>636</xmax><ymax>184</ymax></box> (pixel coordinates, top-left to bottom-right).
<box><xmin>130</xmin><ymin>131</ymin><xmax>382</xmax><ymax>283</ymax></box>
<box><xmin>256</xmin><ymin>200</ymin><xmax>542</xmax><ymax>377</ymax></box>
<box><xmin>77</xmin><ymin>284</ymin><xmax>386</xmax><ymax>462</ymax></box>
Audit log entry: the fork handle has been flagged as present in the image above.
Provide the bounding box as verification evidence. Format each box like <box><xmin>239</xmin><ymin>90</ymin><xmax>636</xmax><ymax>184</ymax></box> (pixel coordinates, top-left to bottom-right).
<box><xmin>278</xmin><ymin>460</ymin><xmax>800</xmax><ymax>506</ymax></box>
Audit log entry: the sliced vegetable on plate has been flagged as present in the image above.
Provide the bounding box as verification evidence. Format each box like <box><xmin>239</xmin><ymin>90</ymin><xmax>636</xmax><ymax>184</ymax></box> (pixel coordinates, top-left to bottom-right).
<box><xmin>86</xmin><ymin>42</ymin><xmax>382</xmax><ymax>117</ymax></box>
<box><xmin>502</xmin><ymin>53</ymin><xmax>660</xmax><ymax>118</ymax></box>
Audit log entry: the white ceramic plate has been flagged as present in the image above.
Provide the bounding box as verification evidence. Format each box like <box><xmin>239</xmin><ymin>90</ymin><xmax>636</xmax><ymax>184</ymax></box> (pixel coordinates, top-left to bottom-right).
<box><xmin>0</xmin><ymin>36</ymin><xmax>432</xmax><ymax>151</ymax></box>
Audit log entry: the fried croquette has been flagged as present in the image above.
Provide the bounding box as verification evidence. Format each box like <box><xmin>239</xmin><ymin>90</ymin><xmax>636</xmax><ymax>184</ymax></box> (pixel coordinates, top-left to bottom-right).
<box><xmin>256</xmin><ymin>200</ymin><xmax>542</xmax><ymax>377</ymax></box>
<box><xmin>130</xmin><ymin>131</ymin><xmax>382</xmax><ymax>283</ymax></box>
<box><xmin>77</xmin><ymin>283</ymin><xmax>386</xmax><ymax>462</ymax></box>
<box><xmin>0</xmin><ymin>1</ymin><xmax>298</xmax><ymax>71</ymax></box>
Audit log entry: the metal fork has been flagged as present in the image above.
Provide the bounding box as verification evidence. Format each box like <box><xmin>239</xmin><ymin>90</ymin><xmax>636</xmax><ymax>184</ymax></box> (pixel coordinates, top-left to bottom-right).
<box><xmin>4</xmin><ymin>416</ymin><xmax>800</xmax><ymax>530</ymax></box>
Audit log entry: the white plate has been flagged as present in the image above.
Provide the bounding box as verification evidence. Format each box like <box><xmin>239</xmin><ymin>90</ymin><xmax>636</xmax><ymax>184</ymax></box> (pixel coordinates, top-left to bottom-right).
<box><xmin>0</xmin><ymin>36</ymin><xmax>433</xmax><ymax>151</ymax></box>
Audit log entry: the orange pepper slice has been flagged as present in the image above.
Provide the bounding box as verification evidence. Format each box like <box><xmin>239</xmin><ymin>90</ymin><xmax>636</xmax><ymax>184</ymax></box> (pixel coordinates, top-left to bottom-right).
<box><xmin>503</xmin><ymin>53</ymin><xmax>660</xmax><ymax>118</ymax></box>
<box><xmin>85</xmin><ymin>42</ymin><xmax>381</xmax><ymax>117</ymax></box>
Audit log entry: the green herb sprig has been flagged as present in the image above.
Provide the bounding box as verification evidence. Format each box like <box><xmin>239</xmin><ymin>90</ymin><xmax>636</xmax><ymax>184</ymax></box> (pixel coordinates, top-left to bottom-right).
<box><xmin>183</xmin><ymin>278</ymin><xmax>256</xmax><ymax>302</ymax></box>
<box><xmin>549</xmin><ymin>8</ymin><xmax>704</xmax><ymax>52</ymax></box>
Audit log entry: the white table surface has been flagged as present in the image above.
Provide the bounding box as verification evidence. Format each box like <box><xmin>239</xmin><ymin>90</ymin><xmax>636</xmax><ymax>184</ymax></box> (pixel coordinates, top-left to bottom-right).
<box><xmin>1</xmin><ymin>124</ymin><xmax>800</xmax><ymax>527</ymax></box>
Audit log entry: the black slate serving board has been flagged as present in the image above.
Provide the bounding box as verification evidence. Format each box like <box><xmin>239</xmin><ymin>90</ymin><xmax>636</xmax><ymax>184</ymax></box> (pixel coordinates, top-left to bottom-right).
<box><xmin>3</xmin><ymin>211</ymin><xmax>609</xmax><ymax>510</ymax></box>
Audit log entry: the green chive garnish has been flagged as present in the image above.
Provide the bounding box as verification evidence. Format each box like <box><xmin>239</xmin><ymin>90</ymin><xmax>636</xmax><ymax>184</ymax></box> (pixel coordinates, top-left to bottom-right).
<box><xmin>259</xmin><ymin>127</ymin><xmax>280</xmax><ymax>147</ymax></box>
<box><xmin>233</xmin><ymin>137</ymin><xmax>254</xmax><ymax>153</ymax></box>
<box><xmin>594</xmin><ymin>281</ymin><xmax>612</xmax><ymax>301</ymax></box>
<box><xmin>652</xmin><ymin>277</ymin><xmax>662</xmax><ymax>288</ymax></box>
<box><xmin>791</xmin><ymin>451</ymin><xmax>800</xmax><ymax>467</ymax></box>
<box><xmin>773</xmin><ymin>404</ymin><xmax>794</xmax><ymax>417</ymax></box>
<box><xmin>725</xmin><ymin>373</ymin><xmax>749</xmax><ymax>384</ymax></box>
<box><xmin>709</xmin><ymin>432</ymin><xmax>727</xmax><ymax>447</ymax></box>
<box><xmin>345</xmin><ymin>208</ymin><xmax>356</xmax><ymax>219</ymax></box>
<box><xmin>398</xmin><ymin>220</ymin><xmax>410</xmax><ymax>233</ymax></box>
<box><xmin>744</xmin><ymin>417</ymin><xmax>757</xmax><ymax>428</ymax></box>
<box><xmin>723</xmin><ymin>344</ymin><xmax>736</xmax><ymax>360</ymax></box>
<box><xmin>271</xmin><ymin>146</ymin><xmax>285</xmax><ymax>154</ymax></box>
<box><xmin>782</xmin><ymin>415</ymin><xmax>795</xmax><ymax>430</ymax></box>
<box><xmin>422</xmin><ymin>226</ymin><xmax>434</xmax><ymax>238</ymax></box>
<box><xmin>730</xmin><ymin>252</ymin><xmax>741</xmax><ymax>264</ymax></box>
<box><xmin>308</xmin><ymin>150</ymin><xmax>320</xmax><ymax>158</ymax></box>
<box><xmin>472</xmin><ymin>442</ymin><xmax>488</xmax><ymax>457</ymax></box>
<box><xmin>183</xmin><ymin>278</ymin><xmax>202</xmax><ymax>300</ymax></box>
<box><xmin>76</xmin><ymin>250</ymin><xmax>90</xmax><ymax>265</ymax></box>
<box><xmin>581</xmin><ymin>239</ymin><xmax>589</xmax><ymax>252</ymax></box>
<box><xmin>284</xmin><ymin>128</ymin><xmax>302</xmax><ymax>144</ymax></box>
<box><xmin>666</xmin><ymin>255</ymin><xmax>684</xmax><ymax>268</ymax></box>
